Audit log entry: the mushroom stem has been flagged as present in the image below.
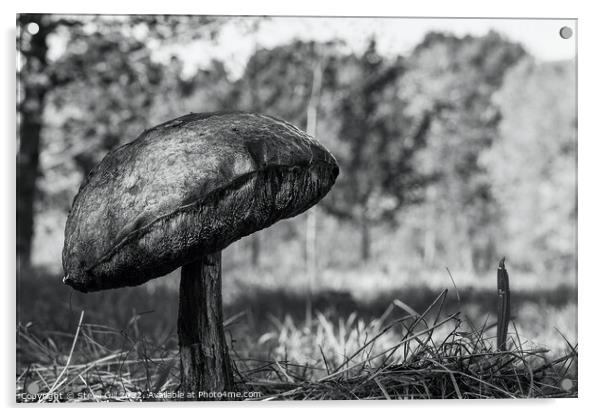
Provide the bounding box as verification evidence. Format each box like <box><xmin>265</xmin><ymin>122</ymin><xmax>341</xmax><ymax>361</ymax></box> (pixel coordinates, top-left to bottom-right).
<box><xmin>178</xmin><ymin>252</ymin><xmax>234</xmax><ymax>399</ymax></box>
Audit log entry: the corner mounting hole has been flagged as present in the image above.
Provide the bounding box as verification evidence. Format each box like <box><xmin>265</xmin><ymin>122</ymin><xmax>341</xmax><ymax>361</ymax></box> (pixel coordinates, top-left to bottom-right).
<box><xmin>26</xmin><ymin>22</ymin><xmax>39</xmax><ymax>35</ymax></box>
<box><xmin>559</xmin><ymin>26</ymin><xmax>573</xmax><ymax>39</ymax></box>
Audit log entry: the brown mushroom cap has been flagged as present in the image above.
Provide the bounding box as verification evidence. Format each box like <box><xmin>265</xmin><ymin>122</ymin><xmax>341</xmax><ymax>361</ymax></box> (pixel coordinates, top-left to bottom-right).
<box><xmin>62</xmin><ymin>112</ymin><xmax>339</xmax><ymax>292</ymax></box>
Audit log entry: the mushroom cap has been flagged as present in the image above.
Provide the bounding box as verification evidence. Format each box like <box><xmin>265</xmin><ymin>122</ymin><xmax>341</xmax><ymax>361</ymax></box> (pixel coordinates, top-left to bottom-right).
<box><xmin>62</xmin><ymin>112</ymin><xmax>339</xmax><ymax>292</ymax></box>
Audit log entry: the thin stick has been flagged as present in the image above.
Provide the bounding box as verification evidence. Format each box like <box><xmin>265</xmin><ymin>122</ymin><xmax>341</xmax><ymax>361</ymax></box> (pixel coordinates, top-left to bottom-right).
<box><xmin>496</xmin><ymin>258</ymin><xmax>510</xmax><ymax>351</ymax></box>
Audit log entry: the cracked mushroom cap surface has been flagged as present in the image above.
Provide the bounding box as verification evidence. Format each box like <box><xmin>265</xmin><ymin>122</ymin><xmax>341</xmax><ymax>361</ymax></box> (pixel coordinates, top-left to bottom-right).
<box><xmin>62</xmin><ymin>112</ymin><xmax>339</xmax><ymax>292</ymax></box>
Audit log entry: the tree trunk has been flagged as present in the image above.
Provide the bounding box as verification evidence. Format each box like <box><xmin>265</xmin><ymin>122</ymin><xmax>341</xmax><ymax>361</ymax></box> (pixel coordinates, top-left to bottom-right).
<box><xmin>361</xmin><ymin>219</ymin><xmax>371</xmax><ymax>262</ymax></box>
<box><xmin>305</xmin><ymin>208</ymin><xmax>317</xmax><ymax>326</ymax></box>
<box><xmin>17</xmin><ymin>15</ymin><xmax>49</xmax><ymax>271</ymax></box>
<box><xmin>17</xmin><ymin>110</ymin><xmax>43</xmax><ymax>270</ymax></box>
<box><xmin>422</xmin><ymin>186</ymin><xmax>437</xmax><ymax>266</ymax></box>
<box><xmin>178</xmin><ymin>252</ymin><xmax>234</xmax><ymax>400</ymax></box>
<box><xmin>250</xmin><ymin>233</ymin><xmax>260</xmax><ymax>267</ymax></box>
<box><xmin>304</xmin><ymin>59</ymin><xmax>322</xmax><ymax>324</ymax></box>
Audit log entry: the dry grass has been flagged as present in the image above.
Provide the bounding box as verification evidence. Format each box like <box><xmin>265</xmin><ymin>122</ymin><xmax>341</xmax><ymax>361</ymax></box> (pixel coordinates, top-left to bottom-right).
<box><xmin>16</xmin><ymin>288</ymin><xmax>577</xmax><ymax>402</ymax></box>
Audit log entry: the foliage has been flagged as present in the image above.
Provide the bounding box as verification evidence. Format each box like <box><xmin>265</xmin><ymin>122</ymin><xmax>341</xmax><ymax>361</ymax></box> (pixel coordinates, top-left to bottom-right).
<box><xmin>321</xmin><ymin>40</ymin><xmax>438</xmax><ymax>261</ymax></box>
<box><xmin>484</xmin><ymin>58</ymin><xmax>577</xmax><ymax>274</ymax></box>
<box><xmin>399</xmin><ymin>31</ymin><xmax>527</xmax><ymax>272</ymax></box>
<box><xmin>19</xmin><ymin>20</ymin><xmax>576</xmax><ymax>275</ymax></box>
<box><xmin>233</xmin><ymin>40</ymin><xmax>339</xmax><ymax>123</ymax></box>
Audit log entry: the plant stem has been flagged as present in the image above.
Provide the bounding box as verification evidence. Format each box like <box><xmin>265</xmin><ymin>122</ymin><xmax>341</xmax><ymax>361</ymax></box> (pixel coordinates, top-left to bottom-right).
<box><xmin>178</xmin><ymin>252</ymin><xmax>234</xmax><ymax>399</ymax></box>
<box><xmin>496</xmin><ymin>258</ymin><xmax>510</xmax><ymax>351</ymax></box>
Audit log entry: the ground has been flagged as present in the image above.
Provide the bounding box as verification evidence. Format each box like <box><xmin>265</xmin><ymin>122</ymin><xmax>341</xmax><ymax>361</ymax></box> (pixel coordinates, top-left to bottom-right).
<box><xmin>16</xmin><ymin>261</ymin><xmax>577</xmax><ymax>401</ymax></box>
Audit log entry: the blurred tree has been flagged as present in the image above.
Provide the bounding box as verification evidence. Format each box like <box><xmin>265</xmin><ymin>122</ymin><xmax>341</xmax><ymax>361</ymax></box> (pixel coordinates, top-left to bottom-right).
<box><xmin>322</xmin><ymin>39</ymin><xmax>436</xmax><ymax>262</ymax></box>
<box><xmin>401</xmin><ymin>31</ymin><xmax>525</xmax><ymax>272</ymax></box>
<box><xmin>233</xmin><ymin>40</ymin><xmax>339</xmax><ymax>125</ymax></box>
<box><xmin>17</xmin><ymin>14</ymin><xmax>225</xmax><ymax>270</ymax></box>
<box><xmin>483</xmin><ymin>58</ymin><xmax>576</xmax><ymax>274</ymax></box>
<box><xmin>149</xmin><ymin>58</ymin><xmax>236</xmax><ymax>125</ymax></box>
<box><xmin>17</xmin><ymin>14</ymin><xmax>78</xmax><ymax>270</ymax></box>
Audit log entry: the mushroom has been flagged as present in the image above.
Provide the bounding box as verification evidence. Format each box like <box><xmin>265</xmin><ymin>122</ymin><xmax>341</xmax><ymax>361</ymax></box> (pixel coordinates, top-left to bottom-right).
<box><xmin>62</xmin><ymin>112</ymin><xmax>339</xmax><ymax>398</ymax></box>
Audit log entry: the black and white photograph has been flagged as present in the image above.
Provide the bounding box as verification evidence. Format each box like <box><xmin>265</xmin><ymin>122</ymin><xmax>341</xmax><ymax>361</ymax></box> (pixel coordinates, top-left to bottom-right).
<box><xmin>15</xmin><ymin>12</ymin><xmax>577</xmax><ymax>402</ymax></box>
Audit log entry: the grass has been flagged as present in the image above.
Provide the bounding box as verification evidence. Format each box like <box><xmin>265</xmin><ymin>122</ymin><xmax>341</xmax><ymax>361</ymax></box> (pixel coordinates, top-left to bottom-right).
<box><xmin>240</xmin><ymin>290</ymin><xmax>577</xmax><ymax>400</ymax></box>
<box><xmin>16</xmin><ymin>278</ymin><xmax>577</xmax><ymax>401</ymax></box>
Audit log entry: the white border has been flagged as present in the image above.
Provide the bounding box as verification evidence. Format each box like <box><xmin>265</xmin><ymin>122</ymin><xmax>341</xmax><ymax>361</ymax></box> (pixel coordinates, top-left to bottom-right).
<box><xmin>2</xmin><ymin>1</ymin><xmax>600</xmax><ymax>415</ymax></box>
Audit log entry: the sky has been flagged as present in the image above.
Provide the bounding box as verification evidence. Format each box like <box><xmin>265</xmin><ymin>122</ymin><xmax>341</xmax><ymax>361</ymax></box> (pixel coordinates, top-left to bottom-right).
<box><xmin>151</xmin><ymin>17</ymin><xmax>577</xmax><ymax>79</ymax></box>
